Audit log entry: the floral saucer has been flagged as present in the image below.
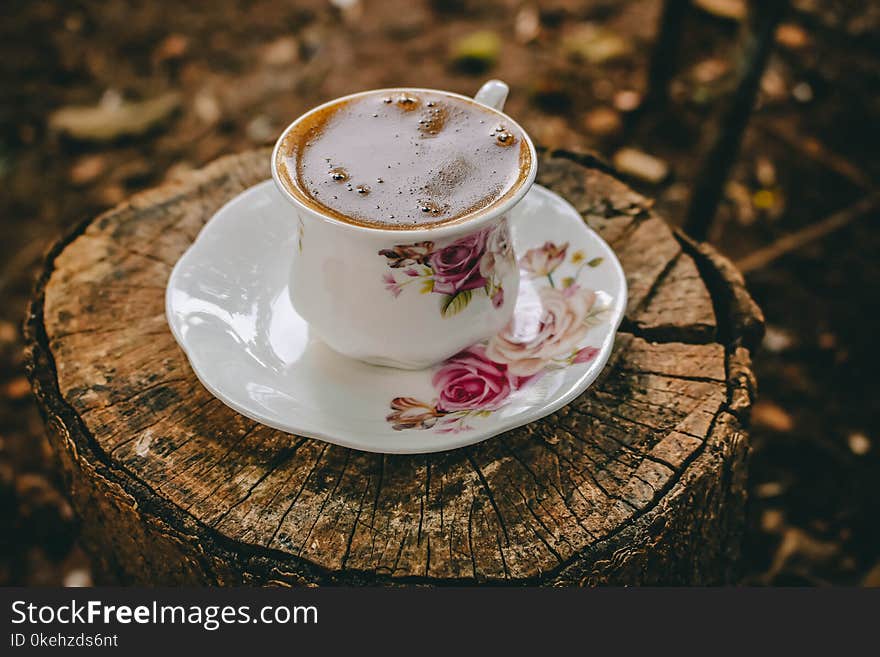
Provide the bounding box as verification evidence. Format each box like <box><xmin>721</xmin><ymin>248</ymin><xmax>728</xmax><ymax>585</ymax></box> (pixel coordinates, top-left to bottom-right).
<box><xmin>165</xmin><ymin>181</ymin><xmax>626</xmax><ymax>454</ymax></box>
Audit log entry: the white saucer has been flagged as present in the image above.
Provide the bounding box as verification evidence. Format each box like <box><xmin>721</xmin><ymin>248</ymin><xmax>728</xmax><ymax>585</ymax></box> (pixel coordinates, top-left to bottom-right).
<box><xmin>165</xmin><ymin>181</ymin><xmax>626</xmax><ymax>454</ymax></box>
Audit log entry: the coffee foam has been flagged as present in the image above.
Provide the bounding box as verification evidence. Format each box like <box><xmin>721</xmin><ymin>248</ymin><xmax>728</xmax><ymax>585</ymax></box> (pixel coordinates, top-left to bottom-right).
<box><xmin>276</xmin><ymin>90</ymin><xmax>531</xmax><ymax>229</ymax></box>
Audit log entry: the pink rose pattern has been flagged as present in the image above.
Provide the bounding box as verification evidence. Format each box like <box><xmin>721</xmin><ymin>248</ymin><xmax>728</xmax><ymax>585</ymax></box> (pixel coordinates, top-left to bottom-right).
<box><xmin>428</xmin><ymin>228</ymin><xmax>489</xmax><ymax>295</ymax></box>
<box><xmin>485</xmin><ymin>285</ymin><xmax>598</xmax><ymax>377</ymax></box>
<box><xmin>432</xmin><ymin>346</ymin><xmax>514</xmax><ymax>413</ymax></box>
<box><xmin>379</xmin><ymin>220</ymin><xmax>512</xmax><ymax>317</ymax></box>
<box><xmin>387</xmin><ymin>242</ymin><xmax>610</xmax><ymax>432</ymax></box>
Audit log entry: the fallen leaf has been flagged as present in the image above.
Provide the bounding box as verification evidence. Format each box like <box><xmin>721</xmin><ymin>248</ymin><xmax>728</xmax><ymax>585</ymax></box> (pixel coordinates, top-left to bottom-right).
<box><xmin>63</xmin><ymin>568</ymin><xmax>93</xmax><ymax>588</ymax></box>
<box><xmin>49</xmin><ymin>92</ymin><xmax>180</xmax><ymax>141</ymax></box>
<box><xmin>755</xmin><ymin>156</ymin><xmax>777</xmax><ymax>187</ymax></box>
<box><xmin>847</xmin><ymin>432</ymin><xmax>871</xmax><ymax>456</ymax></box>
<box><xmin>664</xmin><ymin>182</ymin><xmax>689</xmax><ymax>204</ymax></box>
<box><xmin>761</xmin><ymin>508</ymin><xmax>785</xmax><ymax>533</ymax></box>
<box><xmin>693</xmin><ymin>0</ymin><xmax>746</xmax><ymax>21</ymax></box>
<box><xmin>0</xmin><ymin>320</ymin><xmax>16</xmax><ymax>344</ymax></box>
<box><xmin>261</xmin><ymin>36</ymin><xmax>299</xmax><ymax>66</ymax></box>
<box><xmin>691</xmin><ymin>58</ymin><xmax>731</xmax><ymax>84</ymax></box>
<box><xmin>792</xmin><ymin>82</ymin><xmax>813</xmax><ymax>103</ymax></box>
<box><xmin>69</xmin><ymin>154</ymin><xmax>106</xmax><ymax>185</ymax></box>
<box><xmin>527</xmin><ymin>115</ymin><xmax>571</xmax><ymax>150</ymax></box>
<box><xmin>613</xmin><ymin>89</ymin><xmax>641</xmax><ymax>112</ymax></box>
<box><xmin>582</xmin><ymin>107</ymin><xmax>622</xmax><ymax>137</ymax></box>
<box><xmin>760</xmin><ymin>69</ymin><xmax>788</xmax><ymax>102</ymax></box>
<box><xmin>562</xmin><ymin>23</ymin><xmax>631</xmax><ymax>63</ymax></box>
<box><xmin>776</xmin><ymin>23</ymin><xmax>810</xmax><ymax>49</ymax></box>
<box><xmin>725</xmin><ymin>181</ymin><xmax>756</xmax><ymax>226</ymax></box>
<box><xmin>514</xmin><ymin>5</ymin><xmax>540</xmax><ymax>44</ymax></box>
<box><xmin>755</xmin><ymin>481</ymin><xmax>786</xmax><ymax>499</ymax></box>
<box><xmin>193</xmin><ymin>89</ymin><xmax>221</xmax><ymax>125</ymax></box>
<box><xmin>329</xmin><ymin>0</ymin><xmax>362</xmax><ymax>23</ymax></box>
<box><xmin>450</xmin><ymin>30</ymin><xmax>502</xmax><ymax>72</ymax></box>
<box><xmin>98</xmin><ymin>184</ymin><xmax>126</xmax><ymax>206</ymax></box>
<box><xmin>3</xmin><ymin>377</ymin><xmax>31</xmax><ymax>400</ymax></box>
<box><xmin>65</xmin><ymin>13</ymin><xmax>84</xmax><ymax>33</ymax></box>
<box><xmin>612</xmin><ymin>148</ymin><xmax>670</xmax><ymax>184</ymax></box>
<box><xmin>752</xmin><ymin>188</ymin><xmax>776</xmax><ymax>209</ymax></box>
<box><xmin>762</xmin><ymin>325</ymin><xmax>795</xmax><ymax>352</ymax></box>
<box><xmin>752</xmin><ymin>400</ymin><xmax>795</xmax><ymax>432</ymax></box>
<box><xmin>153</xmin><ymin>34</ymin><xmax>189</xmax><ymax>63</ymax></box>
<box><xmin>246</xmin><ymin>115</ymin><xmax>275</xmax><ymax>143</ymax></box>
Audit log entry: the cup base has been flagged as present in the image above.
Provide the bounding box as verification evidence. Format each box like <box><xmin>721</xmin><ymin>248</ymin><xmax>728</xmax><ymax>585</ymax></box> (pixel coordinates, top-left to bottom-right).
<box><xmin>314</xmin><ymin>333</ymin><xmax>461</xmax><ymax>370</ymax></box>
<box><xmin>349</xmin><ymin>353</ymin><xmax>436</xmax><ymax>371</ymax></box>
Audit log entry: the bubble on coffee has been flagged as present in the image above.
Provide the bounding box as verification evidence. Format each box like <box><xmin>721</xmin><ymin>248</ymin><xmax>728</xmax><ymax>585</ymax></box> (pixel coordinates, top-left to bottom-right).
<box><xmin>277</xmin><ymin>90</ymin><xmax>531</xmax><ymax>228</ymax></box>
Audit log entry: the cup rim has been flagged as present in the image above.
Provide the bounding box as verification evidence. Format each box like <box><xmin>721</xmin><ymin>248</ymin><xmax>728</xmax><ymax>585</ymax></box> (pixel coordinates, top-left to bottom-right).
<box><xmin>270</xmin><ymin>87</ymin><xmax>538</xmax><ymax>239</ymax></box>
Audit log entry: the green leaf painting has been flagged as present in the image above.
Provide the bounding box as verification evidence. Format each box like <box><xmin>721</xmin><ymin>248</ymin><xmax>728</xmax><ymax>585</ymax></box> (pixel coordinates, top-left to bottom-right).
<box><xmin>440</xmin><ymin>289</ymin><xmax>473</xmax><ymax>318</ymax></box>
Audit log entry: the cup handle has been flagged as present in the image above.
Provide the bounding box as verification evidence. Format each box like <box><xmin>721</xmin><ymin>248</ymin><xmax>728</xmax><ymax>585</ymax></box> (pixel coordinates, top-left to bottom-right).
<box><xmin>473</xmin><ymin>79</ymin><xmax>509</xmax><ymax>112</ymax></box>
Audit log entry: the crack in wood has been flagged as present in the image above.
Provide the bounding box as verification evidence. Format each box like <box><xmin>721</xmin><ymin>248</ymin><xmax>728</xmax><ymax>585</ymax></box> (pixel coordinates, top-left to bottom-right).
<box><xmin>264</xmin><ymin>442</ymin><xmax>328</xmax><ymax>549</ymax></box>
<box><xmin>296</xmin><ymin>449</ymin><xmax>351</xmax><ymax>556</ymax></box>
<box><xmin>215</xmin><ymin>439</ymin><xmax>315</xmax><ymax>534</ymax></box>
<box><xmin>465</xmin><ymin>451</ymin><xmax>511</xmax><ymax>545</ymax></box>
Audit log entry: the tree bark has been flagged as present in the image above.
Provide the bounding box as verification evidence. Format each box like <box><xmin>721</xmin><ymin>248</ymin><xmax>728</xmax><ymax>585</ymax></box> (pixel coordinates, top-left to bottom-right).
<box><xmin>24</xmin><ymin>149</ymin><xmax>763</xmax><ymax>585</ymax></box>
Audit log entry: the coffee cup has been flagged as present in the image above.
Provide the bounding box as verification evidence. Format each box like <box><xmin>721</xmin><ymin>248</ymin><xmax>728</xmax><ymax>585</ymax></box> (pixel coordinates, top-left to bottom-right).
<box><xmin>271</xmin><ymin>80</ymin><xmax>537</xmax><ymax>369</ymax></box>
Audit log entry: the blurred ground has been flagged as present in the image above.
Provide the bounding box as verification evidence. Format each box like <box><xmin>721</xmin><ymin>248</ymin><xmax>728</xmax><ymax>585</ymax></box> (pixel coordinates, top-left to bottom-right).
<box><xmin>1</xmin><ymin>0</ymin><xmax>878</xmax><ymax>586</ymax></box>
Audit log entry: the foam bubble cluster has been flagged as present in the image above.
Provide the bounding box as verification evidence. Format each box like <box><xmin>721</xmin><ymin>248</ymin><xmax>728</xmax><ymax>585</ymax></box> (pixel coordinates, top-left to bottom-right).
<box><xmin>279</xmin><ymin>90</ymin><xmax>529</xmax><ymax>228</ymax></box>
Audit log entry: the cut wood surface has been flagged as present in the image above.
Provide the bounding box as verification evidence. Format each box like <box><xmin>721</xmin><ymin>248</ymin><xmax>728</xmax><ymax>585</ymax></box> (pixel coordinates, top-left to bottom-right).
<box><xmin>25</xmin><ymin>149</ymin><xmax>763</xmax><ymax>585</ymax></box>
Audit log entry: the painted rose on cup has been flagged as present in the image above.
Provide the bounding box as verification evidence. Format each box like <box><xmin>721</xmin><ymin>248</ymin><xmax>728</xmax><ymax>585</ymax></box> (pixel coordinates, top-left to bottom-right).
<box><xmin>433</xmin><ymin>346</ymin><xmax>515</xmax><ymax>412</ymax></box>
<box><xmin>486</xmin><ymin>285</ymin><xmax>599</xmax><ymax>377</ymax></box>
<box><xmin>428</xmin><ymin>229</ymin><xmax>489</xmax><ymax>295</ymax></box>
<box><xmin>521</xmin><ymin>241</ymin><xmax>568</xmax><ymax>279</ymax></box>
<box><xmin>387</xmin><ymin>241</ymin><xmax>611</xmax><ymax>433</ymax></box>
<box><xmin>387</xmin><ymin>347</ymin><xmax>512</xmax><ymax>433</ymax></box>
<box><xmin>379</xmin><ymin>220</ymin><xmax>513</xmax><ymax>317</ymax></box>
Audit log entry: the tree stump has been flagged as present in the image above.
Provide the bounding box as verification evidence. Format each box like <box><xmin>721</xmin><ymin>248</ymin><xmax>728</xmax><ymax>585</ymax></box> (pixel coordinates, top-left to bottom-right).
<box><xmin>25</xmin><ymin>149</ymin><xmax>763</xmax><ymax>586</ymax></box>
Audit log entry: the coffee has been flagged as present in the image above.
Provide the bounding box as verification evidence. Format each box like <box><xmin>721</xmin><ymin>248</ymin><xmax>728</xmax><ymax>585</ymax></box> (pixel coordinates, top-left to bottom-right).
<box><xmin>276</xmin><ymin>90</ymin><xmax>531</xmax><ymax>229</ymax></box>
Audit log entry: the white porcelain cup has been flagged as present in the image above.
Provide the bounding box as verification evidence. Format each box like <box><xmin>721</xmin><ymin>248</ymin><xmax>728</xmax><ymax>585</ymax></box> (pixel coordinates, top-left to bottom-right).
<box><xmin>271</xmin><ymin>80</ymin><xmax>538</xmax><ymax>369</ymax></box>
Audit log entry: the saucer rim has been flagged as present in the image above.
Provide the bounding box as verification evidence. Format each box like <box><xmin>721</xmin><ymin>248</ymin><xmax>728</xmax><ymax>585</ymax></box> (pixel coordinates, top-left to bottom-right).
<box><xmin>165</xmin><ymin>180</ymin><xmax>627</xmax><ymax>454</ymax></box>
